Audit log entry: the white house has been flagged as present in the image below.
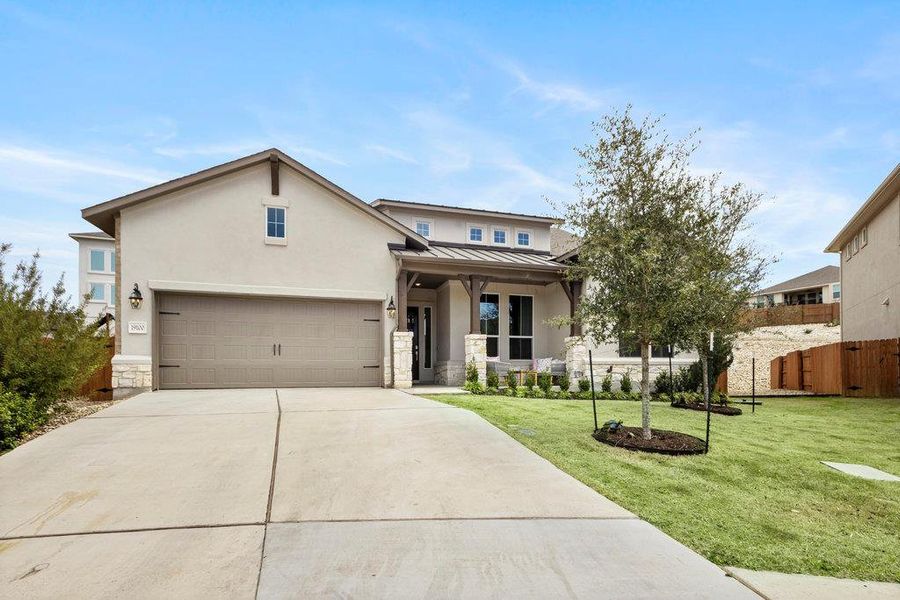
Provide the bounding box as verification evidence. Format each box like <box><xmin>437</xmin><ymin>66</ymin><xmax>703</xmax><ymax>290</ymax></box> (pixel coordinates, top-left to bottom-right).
<box><xmin>68</xmin><ymin>231</ymin><xmax>116</xmax><ymax>326</ymax></box>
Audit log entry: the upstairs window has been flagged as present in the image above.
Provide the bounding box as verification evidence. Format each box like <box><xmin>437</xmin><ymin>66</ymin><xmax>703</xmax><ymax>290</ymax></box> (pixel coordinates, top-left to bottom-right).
<box><xmin>493</xmin><ymin>228</ymin><xmax>507</xmax><ymax>245</ymax></box>
<box><xmin>415</xmin><ymin>220</ymin><xmax>432</xmax><ymax>238</ymax></box>
<box><xmin>469</xmin><ymin>226</ymin><xmax>484</xmax><ymax>243</ymax></box>
<box><xmin>832</xmin><ymin>283</ymin><xmax>841</xmax><ymax>300</ymax></box>
<box><xmin>516</xmin><ymin>230</ymin><xmax>531</xmax><ymax>247</ymax></box>
<box><xmin>267</xmin><ymin>207</ymin><xmax>286</xmax><ymax>239</ymax></box>
<box><xmin>89</xmin><ymin>282</ymin><xmax>105</xmax><ymax>302</ymax></box>
<box><xmin>860</xmin><ymin>226</ymin><xmax>868</xmax><ymax>247</ymax></box>
<box><xmin>90</xmin><ymin>250</ymin><xmax>105</xmax><ymax>272</ymax></box>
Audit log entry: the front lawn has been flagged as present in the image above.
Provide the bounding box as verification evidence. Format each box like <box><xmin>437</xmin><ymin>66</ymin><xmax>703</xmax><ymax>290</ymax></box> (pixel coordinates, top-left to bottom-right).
<box><xmin>425</xmin><ymin>394</ymin><xmax>900</xmax><ymax>582</ymax></box>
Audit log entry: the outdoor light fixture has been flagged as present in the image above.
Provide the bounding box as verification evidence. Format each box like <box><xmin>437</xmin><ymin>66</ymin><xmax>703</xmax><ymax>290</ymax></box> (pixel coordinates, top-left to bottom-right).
<box><xmin>128</xmin><ymin>283</ymin><xmax>143</xmax><ymax>310</ymax></box>
<box><xmin>386</xmin><ymin>296</ymin><xmax>396</xmax><ymax>319</ymax></box>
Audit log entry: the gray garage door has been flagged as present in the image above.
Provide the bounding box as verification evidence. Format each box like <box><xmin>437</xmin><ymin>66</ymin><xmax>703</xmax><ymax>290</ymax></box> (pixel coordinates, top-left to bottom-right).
<box><xmin>156</xmin><ymin>293</ymin><xmax>382</xmax><ymax>388</ymax></box>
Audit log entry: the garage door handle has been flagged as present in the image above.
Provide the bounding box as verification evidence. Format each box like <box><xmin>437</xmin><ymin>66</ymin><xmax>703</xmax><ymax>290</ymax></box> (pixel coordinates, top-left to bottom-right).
<box><xmin>278</xmin><ymin>344</ymin><xmax>281</xmax><ymax>356</ymax></box>
<box><xmin>363</xmin><ymin>365</ymin><xmax>380</xmax><ymax>369</ymax></box>
<box><xmin>273</xmin><ymin>344</ymin><xmax>276</xmax><ymax>356</ymax></box>
<box><xmin>159</xmin><ymin>364</ymin><xmax>180</xmax><ymax>368</ymax></box>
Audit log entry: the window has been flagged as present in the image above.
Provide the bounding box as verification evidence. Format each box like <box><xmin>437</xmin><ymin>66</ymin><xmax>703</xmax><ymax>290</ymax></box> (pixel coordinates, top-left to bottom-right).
<box><xmin>516</xmin><ymin>230</ymin><xmax>531</xmax><ymax>247</ymax></box>
<box><xmin>90</xmin><ymin>250</ymin><xmax>105</xmax><ymax>272</ymax></box>
<box><xmin>480</xmin><ymin>293</ymin><xmax>499</xmax><ymax>358</ymax></box>
<box><xmin>110</xmin><ymin>251</ymin><xmax>116</xmax><ymax>272</ymax></box>
<box><xmin>852</xmin><ymin>234</ymin><xmax>859</xmax><ymax>254</ymax></box>
<box><xmin>89</xmin><ymin>283</ymin><xmax>105</xmax><ymax>302</ymax></box>
<box><xmin>832</xmin><ymin>283</ymin><xmax>841</xmax><ymax>300</ymax></box>
<box><xmin>492</xmin><ymin>228</ymin><xmax>508</xmax><ymax>245</ymax></box>
<box><xmin>266</xmin><ymin>207</ymin><xmax>286</xmax><ymax>239</ymax></box>
<box><xmin>508</xmin><ymin>295</ymin><xmax>533</xmax><ymax>360</ymax></box>
<box><xmin>415</xmin><ymin>220</ymin><xmax>432</xmax><ymax>238</ymax></box>
<box><xmin>618</xmin><ymin>334</ymin><xmax>672</xmax><ymax>358</ymax></box>
<box><xmin>110</xmin><ymin>284</ymin><xmax>116</xmax><ymax>306</ymax></box>
<box><xmin>845</xmin><ymin>243</ymin><xmax>852</xmax><ymax>261</ymax></box>
<box><xmin>423</xmin><ymin>306</ymin><xmax>432</xmax><ymax>368</ymax></box>
<box><xmin>468</xmin><ymin>226</ymin><xmax>484</xmax><ymax>243</ymax></box>
<box><xmin>860</xmin><ymin>226</ymin><xmax>868</xmax><ymax>247</ymax></box>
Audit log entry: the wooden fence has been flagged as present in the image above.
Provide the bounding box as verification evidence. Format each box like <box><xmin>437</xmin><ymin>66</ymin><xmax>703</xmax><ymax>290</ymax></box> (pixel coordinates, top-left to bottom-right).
<box><xmin>743</xmin><ymin>303</ymin><xmax>840</xmax><ymax>328</ymax></box>
<box><xmin>770</xmin><ymin>338</ymin><xmax>900</xmax><ymax>398</ymax></box>
<box><xmin>78</xmin><ymin>337</ymin><xmax>115</xmax><ymax>402</ymax></box>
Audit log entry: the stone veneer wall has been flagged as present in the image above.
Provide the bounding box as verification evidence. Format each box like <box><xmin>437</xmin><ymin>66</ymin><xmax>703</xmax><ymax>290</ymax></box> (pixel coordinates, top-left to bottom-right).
<box><xmin>729</xmin><ymin>323</ymin><xmax>841</xmax><ymax>396</ymax></box>
<box><xmin>392</xmin><ymin>331</ymin><xmax>413</xmax><ymax>389</ymax></box>
<box><xmin>464</xmin><ymin>334</ymin><xmax>487</xmax><ymax>385</ymax></box>
<box><xmin>111</xmin><ymin>355</ymin><xmax>151</xmax><ymax>399</ymax></box>
<box><xmin>435</xmin><ymin>360</ymin><xmax>466</xmax><ymax>386</ymax></box>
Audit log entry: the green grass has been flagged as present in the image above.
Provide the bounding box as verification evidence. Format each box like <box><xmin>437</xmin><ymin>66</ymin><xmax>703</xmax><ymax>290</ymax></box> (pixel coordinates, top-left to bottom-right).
<box><xmin>424</xmin><ymin>394</ymin><xmax>900</xmax><ymax>582</ymax></box>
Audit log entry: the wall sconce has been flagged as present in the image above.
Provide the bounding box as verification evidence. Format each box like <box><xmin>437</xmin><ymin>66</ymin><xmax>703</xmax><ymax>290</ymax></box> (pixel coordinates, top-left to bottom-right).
<box><xmin>129</xmin><ymin>283</ymin><xmax>143</xmax><ymax>309</ymax></box>
<box><xmin>386</xmin><ymin>296</ymin><xmax>396</xmax><ymax>319</ymax></box>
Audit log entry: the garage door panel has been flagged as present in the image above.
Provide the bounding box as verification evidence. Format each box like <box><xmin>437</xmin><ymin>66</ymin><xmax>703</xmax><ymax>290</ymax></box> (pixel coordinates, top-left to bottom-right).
<box><xmin>157</xmin><ymin>294</ymin><xmax>382</xmax><ymax>389</ymax></box>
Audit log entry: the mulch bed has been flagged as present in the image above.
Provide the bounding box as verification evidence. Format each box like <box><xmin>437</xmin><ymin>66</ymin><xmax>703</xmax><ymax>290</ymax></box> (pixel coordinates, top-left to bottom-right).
<box><xmin>592</xmin><ymin>426</ymin><xmax>706</xmax><ymax>455</ymax></box>
<box><xmin>671</xmin><ymin>401</ymin><xmax>743</xmax><ymax>416</ymax></box>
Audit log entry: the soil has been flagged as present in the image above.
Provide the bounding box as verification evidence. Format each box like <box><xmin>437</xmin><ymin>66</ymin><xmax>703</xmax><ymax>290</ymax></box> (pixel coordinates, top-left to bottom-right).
<box><xmin>671</xmin><ymin>401</ymin><xmax>743</xmax><ymax>416</ymax></box>
<box><xmin>593</xmin><ymin>426</ymin><xmax>706</xmax><ymax>455</ymax></box>
<box><xmin>18</xmin><ymin>397</ymin><xmax>118</xmax><ymax>445</ymax></box>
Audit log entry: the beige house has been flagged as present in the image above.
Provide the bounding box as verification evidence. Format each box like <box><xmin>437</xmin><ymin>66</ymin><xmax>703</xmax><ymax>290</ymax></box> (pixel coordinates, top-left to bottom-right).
<box><xmin>825</xmin><ymin>163</ymin><xmax>900</xmax><ymax>341</ymax></box>
<box><xmin>748</xmin><ymin>265</ymin><xmax>840</xmax><ymax>307</ymax></box>
<box><xmin>68</xmin><ymin>231</ymin><xmax>116</xmax><ymax>325</ymax></box>
<box><xmin>78</xmin><ymin>149</ymin><xmax>694</xmax><ymax>397</ymax></box>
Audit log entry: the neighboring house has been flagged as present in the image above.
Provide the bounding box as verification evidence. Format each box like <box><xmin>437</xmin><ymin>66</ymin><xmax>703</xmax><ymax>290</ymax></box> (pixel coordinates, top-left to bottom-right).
<box><xmin>77</xmin><ymin>149</ymin><xmax>693</xmax><ymax>397</ymax></box>
<box><xmin>826</xmin><ymin>163</ymin><xmax>900</xmax><ymax>341</ymax></box>
<box><xmin>748</xmin><ymin>265</ymin><xmax>841</xmax><ymax>307</ymax></box>
<box><xmin>68</xmin><ymin>231</ymin><xmax>116</xmax><ymax>326</ymax></box>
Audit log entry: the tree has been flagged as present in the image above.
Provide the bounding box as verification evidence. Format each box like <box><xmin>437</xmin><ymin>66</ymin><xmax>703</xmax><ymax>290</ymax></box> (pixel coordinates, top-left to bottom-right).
<box><xmin>560</xmin><ymin>108</ymin><xmax>700</xmax><ymax>439</ymax></box>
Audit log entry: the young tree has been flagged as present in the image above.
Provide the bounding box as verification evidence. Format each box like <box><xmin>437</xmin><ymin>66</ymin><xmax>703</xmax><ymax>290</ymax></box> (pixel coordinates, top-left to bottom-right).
<box><xmin>561</xmin><ymin>108</ymin><xmax>700</xmax><ymax>439</ymax></box>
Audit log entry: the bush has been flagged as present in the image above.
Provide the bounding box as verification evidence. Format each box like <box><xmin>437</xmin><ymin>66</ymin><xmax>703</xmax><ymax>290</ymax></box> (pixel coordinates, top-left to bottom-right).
<box><xmin>506</xmin><ymin>371</ymin><xmax>518</xmax><ymax>393</ymax></box>
<box><xmin>0</xmin><ymin>387</ymin><xmax>46</xmax><ymax>450</ymax></box>
<box><xmin>465</xmin><ymin>359</ymin><xmax>479</xmax><ymax>384</ymax></box>
<box><xmin>578</xmin><ymin>377</ymin><xmax>591</xmax><ymax>392</ymax></box>
<box><xmin>654</xmin><ymin>370</ymin><xmax>674</xmax><ymax>395</ymax></box>
<box><xmin>0</xmin><ymin>244</ymin><xmax>108</xmax><ymax>407</ymax></box>
<box><xmin>558</xmin><ymin>373</ymin><xmax>571</xmax><ymax>393</ymax></box>
<box><xmin>601</xmin><ymin>373</ymin><xmax>612</xmax><ymax>393</ymax></box>
<box><xmin>486</xmin><ymin>370</ymin><xmax>500</xmax><ymax>389</ymax></box>
<box><xmin>524</xmin><ymin>371</ymin><xmax>537</xmax><ymax>390</ymax></box>
<box><xmin>463</xmin><ymin>380</ymin><xmax>484</xmax><ymax>394</ymax></box>
<box><xmin>619</xmin><ymin>370</ymin><xmax>633</xmax><ymax>393</ymax></box>
<box><xmin>538</xmin><ymin>372</ymin><xmax>552</xmax><ymax>394</ymax></box>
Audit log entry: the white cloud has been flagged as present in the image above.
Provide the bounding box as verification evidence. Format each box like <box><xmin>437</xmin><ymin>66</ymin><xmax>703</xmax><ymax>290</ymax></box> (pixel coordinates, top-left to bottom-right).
<box><xmin>0</xmin><ymin>145</ymin><xmax>168</xmax><ymax>184</ymax></box>
<box><xmin>364</xmin><ymin>143</ymin><xmax>420</xmax><ymax>165</ymax></box>
<box><xmin>491</xmin><ymin>57</ymin><xmax>615</xmax><ymax>113</ymax></box>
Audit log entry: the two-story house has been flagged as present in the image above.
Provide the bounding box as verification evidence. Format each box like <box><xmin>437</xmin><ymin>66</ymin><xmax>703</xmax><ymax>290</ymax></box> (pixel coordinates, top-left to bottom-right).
<box><xmin>68</xmin><ymin>231</ymin><xmax>116</xmax><ymax>326</ymax></box>
<box><xmin>77</xmin><ymin>149</ymin><xmax>695</xmax><ymax>397</ymax></box>
<box><xmin>826</xmin><ymin>163</ymin><xmax>900</xmax><ymax>341</ymax></box>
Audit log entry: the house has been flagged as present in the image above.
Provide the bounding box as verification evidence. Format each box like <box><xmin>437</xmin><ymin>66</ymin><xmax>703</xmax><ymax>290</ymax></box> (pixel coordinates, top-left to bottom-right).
<box><xmin>748</xmin><ymin>265</ymin><xmax>841</xmax><ymax>307</ymax></box>
<box><xmin>825</xmin><ymin>163</ymin><xmax>900</xmax><ymax>341</ymax></box>
<box><xmin>68</xmin><ymin>231</ymin><xmax>116</xmax><ymax>326</ymax></box>
<box><xmin>78</xmin><ymin>149</ymin><xmax>694</xmax><ymax>397</ymax></box>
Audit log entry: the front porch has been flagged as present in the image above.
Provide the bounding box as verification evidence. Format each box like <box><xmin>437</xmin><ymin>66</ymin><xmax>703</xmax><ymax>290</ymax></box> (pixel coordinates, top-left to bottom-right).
<box><xmin>388</xmin><ymin>243</ymin><xmax>583</xmax><ymax>388</ymax></box>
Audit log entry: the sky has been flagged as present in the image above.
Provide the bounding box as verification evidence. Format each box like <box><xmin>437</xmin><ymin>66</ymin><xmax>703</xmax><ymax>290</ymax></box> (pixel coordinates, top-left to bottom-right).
<box><xmin>1</xmin><ymin>1</ymin><xmax>898</xmax><ymax>297</ymax></box>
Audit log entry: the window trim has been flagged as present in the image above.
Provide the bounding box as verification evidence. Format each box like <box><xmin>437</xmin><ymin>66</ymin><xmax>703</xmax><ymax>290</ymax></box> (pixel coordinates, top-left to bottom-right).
<box><xmin>415</xmin><ymin>218</ymin><xmax>434</xmax><ymax>239</ymax></box>
<box><xmin>508</xmin><ymin>294</ymin><xmax>534</xmax><ymax>360</ymax></box>
<box><xmin>265</xmin><ymin>205</ymin><xmax>287</xmax><ymax>246</ymax></box>
<box><xmin>467</xmin><ymin>223</ymin><xmax>486</xmax><ymax>244</ymax></box>
<box><xmin>514</xmin><ymin>228</ymin><xmax>533</xmax><ymax>248</ymax></box>
<box><xmin>491</xmin><ymin>226</ymin><xmax>509</xmax><ymax>247</ymax></box>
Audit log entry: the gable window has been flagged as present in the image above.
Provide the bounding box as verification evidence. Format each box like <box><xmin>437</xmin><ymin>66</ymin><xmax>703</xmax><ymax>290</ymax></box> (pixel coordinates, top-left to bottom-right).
<box><xmin>480</xmin><ymin>293</ymin><xmax>499</xmax><ymax>358</ymax></box>
<box><xmin>90</xmin><ymin>250</ymin><xmax>105</xmax><ymax>272</ymax></box>
<box><xmin>415</xmin><ymin>220</ymin><xmax>432</xmax><ymax>238</ymax></box>
<box><xmin>469</xmin><ymin>225</ymin><xmax>484</xmax><ymax>243</ymax></box>
<box><xmin>89</xmin><ymin>282</ymin><xmax>105</xmax><ymax>302</ymax></box>
<box><xmin>492</xmin><ymin>227</ymin><xmax>508</xmax><ymax>245</ymax></box>
<box><xmin>266</xmin><ymin>206</ymin><xmax>286</xmax><ymax>242</ymax></box>
<box><xmin>508</xmin><ymin>295</ymin><xmax>533</xmax><ymax>360</ymax></box>
<box><xmin>516</xmin><ymin>230</ymin><xmax>532</xmax><ymax>247</ymax></box>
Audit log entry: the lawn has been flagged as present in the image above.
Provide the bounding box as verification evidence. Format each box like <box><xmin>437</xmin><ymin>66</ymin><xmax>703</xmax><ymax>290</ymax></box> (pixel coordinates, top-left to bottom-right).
<box><xmin>425</xmin><ymin>394</ymin><xmax>900</xmax><ymax>582</ymax></box>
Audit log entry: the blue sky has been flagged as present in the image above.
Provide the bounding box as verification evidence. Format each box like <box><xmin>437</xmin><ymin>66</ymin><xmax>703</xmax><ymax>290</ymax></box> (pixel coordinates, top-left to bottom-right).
<box><xmin>2</xmin><ymin>1</ymin><xmax>898</xmax><ymax>296</ymax></box>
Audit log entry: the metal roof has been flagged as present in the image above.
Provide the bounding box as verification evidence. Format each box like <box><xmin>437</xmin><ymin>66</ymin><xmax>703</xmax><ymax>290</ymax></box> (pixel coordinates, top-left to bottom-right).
<box><xmin>391</xmin><ymin>243</ymin><xmax>566</xmax><ymax>271</ymax></box>
<box><xmin>372</xmin><ymin>198</ymin><xmax>562</xmax><ymax>224</ymax></box>
<box><xmin>69</xmin><ymin>231</ymin><xmax>113</xmax><ymax>241</ymax></box>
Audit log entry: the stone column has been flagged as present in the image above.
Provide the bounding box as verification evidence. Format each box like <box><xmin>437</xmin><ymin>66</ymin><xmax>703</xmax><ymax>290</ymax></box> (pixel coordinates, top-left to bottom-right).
<box><xmin>464</xmin><ymin>333</ymin><xmax>487</xmax><ymax>385</ymax></box>
<box><xmin>392</xmin><ymin>330</ymin><xmax>414</xmax><ymax>389</ymax></box>
<box><xmin>111</xmin><ymin>355</ymin><xmax>152</xmax><ymax>399</ymax></box>
<box><xmin>565</xmin><ymin>336</ymin><xmax>588</xmax><ymax>391</ymax></box>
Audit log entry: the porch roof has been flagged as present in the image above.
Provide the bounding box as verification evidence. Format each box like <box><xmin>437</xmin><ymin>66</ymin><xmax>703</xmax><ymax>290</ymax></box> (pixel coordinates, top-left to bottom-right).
<box><xmin>390</xmin><ymin>242</ymin><xmax>566</xmax><ymax>272</ymax></box>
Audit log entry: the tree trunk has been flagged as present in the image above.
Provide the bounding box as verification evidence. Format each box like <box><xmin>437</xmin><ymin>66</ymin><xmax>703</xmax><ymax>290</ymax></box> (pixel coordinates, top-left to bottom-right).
<box><xmin>701</xmin><ymin>352</ymin><xmax>710</xmax><ymax>409</ymax></box>
<box><xmin>641</xmin><ymin>341</ymin><xmax>651</xmax><ymax>440</ymax></box>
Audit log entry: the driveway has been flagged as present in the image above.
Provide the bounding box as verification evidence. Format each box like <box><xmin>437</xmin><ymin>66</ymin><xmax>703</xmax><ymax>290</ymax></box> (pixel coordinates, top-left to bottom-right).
<box><xmin>0</xmin><ymin>388</ymin><xmax>758</xmax><ymax>599</ymax></box>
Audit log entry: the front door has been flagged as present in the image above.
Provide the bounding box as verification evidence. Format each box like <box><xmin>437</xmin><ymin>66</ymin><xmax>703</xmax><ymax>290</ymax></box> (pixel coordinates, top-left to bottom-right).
<box><xmin>407</xmin><ymin>307</ymin><xmax>420</xmax><ymax>381</ymax></box>
<box><xmin>406</xmin><ymin>304</ymin><xmax>435</xmax><ymax>383</ymax></box>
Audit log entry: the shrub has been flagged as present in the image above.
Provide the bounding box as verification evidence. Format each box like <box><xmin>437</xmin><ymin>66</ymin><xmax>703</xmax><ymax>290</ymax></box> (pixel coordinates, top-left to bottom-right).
<box><xmin>619</xmin><ymin>370</ymin><xmax>633</xmax><ymax>393</ymax></box>
<box><xmin>675</xmin><ymin>365</ymin><xmax>701</xmax><ymax>393</ymax></box>
<box><xmin>0</xmin><ymin>244</ymin><xmax>108</xmax><ymax>407</ymax></box>
<box><xmin>600</xmin><ymin>419</ymin><xmax>623</xmax><ymax>433</ymax></box>
<box><xmin>465</xmin><ymin>359</ymin><xmax>479</xmax><ymax>384</ymax></box>
<box><xmin>486</xmin><ymin>370</ymin><xmax>500</xmax><ymax>389</ymax></box>
<box><xmin>601</xmin><ymin>373</ymin><xmax>612</xmax><ymax>393</ymax></box>
<box><xmin>485</xmin><ymin>386</ymin><xmax>499</xmax><ymax>396</ymax></box>
<box><xmin>0</xmin><ymin>387</ymin><xmax>46</xmax><ymax>450</ymax></box>
<box><xmin>463</xmin><ymin>380</ymin><xmax>484</xmax><ymax>394</ymax></box>
<box><xmin>654</xmin><ymin>370</ymin><xmax>674</xmax><ymax>395</ymax></box>
<box><xmin>578</xmin><ymin>377</ymin><xmax>591</xmax><ymax>392</ymax></box>
<box><xmin>524</xmin><ymin>371</ymin><xmax>537</xmax><ymax>390</ymax></box>
<box><xmin>538</xmin><ymin>372</ymin><xmax>552</xmax><ymax>394</ymax></box>
<box><xmin>558</xmin><ymin>373</ymin><xmax>571</xmax><ymax>392</ymax></box>
<box><xmin>506</xmin><ymin>371</ymin><xmax>518</xmax><ymax>393</ymax></box>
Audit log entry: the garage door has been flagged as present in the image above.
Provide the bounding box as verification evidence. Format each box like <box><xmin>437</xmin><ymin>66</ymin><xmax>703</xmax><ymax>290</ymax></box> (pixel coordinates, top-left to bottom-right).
<box><xmin>156</xmin><ymin>293</ymin><xmax>382</xmax><ymax>388</ymax></box>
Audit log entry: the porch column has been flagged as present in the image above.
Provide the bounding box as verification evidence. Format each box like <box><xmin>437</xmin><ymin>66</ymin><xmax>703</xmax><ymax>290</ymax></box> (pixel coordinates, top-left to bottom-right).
<box><xmin>469</xmin><ymin>274</ymin><xmax>481</xmax><ymax>334</ymax></box>
<box><xmin>397</xmin><ymin>269</ymin><xmax>408</xmax><ymax>332</ymax></box>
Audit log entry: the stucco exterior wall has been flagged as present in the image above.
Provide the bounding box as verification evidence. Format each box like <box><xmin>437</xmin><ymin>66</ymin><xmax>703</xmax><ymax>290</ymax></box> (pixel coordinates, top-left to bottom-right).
<box><xmin>74</xmin><ymin>236</ymin><xmax>115</xmax><ymax>323</ymax></box>
<box><xmin>117</xmin><ymin>163</ymin><xmax>406</xmax><ymax>385</ymax></box>
<box><xmin>729</xmin><ymin>323</ymin><xmax>842</xmax><ymax>395</ymax></box>
<box><xmin>840</xmin><ymin>192</ymin><xmax>900</xmax><ymax>341</ymax></box>
<box><xmin>383</xmin><ymin>206</ymin><xmax>553</xmax><ymax>251</ymax></box>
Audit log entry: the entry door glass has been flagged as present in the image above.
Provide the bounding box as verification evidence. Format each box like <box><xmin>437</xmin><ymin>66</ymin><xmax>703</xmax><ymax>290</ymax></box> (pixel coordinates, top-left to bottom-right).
<box><xmin>423</xmin><ymin>306</ymin><xmax>432</xmax><ymax>369</ymax></box>
<box><xmin>407</xmin><ymin>307</ymin><xmax>420</xmax><ymax>381</ymax></box>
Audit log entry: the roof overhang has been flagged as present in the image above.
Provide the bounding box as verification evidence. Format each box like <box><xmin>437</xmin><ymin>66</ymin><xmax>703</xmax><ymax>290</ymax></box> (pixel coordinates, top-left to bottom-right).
<box><xmin>81</xmin><ymin>149</ymin><xmax>428</xmax><ymax>250</ymax></box>
<box><xmin>68</xmin><ymin>231</ymin><xmax>113</xmax><ymax>242</ymax></box>
<box><xmin>372</xmin><ymin>198</ymin><xmax>563</xmax><ymax>225</ymax></box>
<box><xmin>391</xmin><ymin>244</ymin><xmax>566</xmax><ymax>285</ymax></box>
<box><xmin>825</xmin><ymin>163</ymin><xmax>900</xmax><ymax>252</ymax></box>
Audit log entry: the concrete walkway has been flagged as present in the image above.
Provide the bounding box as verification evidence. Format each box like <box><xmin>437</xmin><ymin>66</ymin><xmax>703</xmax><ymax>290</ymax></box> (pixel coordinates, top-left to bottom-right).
<box><xmin>0</xmin><ymin>388</ymin><xmax>758</xmax><ymax>599</ymax></box>
<box><xmin>725</xmin><ymin>568</ymin><xmax>900</xmax><ymax>600</ymax></box>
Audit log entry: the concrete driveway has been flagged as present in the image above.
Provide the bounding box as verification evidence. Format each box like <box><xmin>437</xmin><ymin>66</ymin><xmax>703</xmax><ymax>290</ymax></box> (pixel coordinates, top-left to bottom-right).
<box><xmin>0</xmin><ymin>388</ymin><xmax>758</xmax><ymax>599</ymax></box>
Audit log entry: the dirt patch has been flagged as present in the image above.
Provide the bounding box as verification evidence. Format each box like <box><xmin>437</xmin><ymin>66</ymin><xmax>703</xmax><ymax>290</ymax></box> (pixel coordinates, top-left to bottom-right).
<box><xmin>593</xmin><ymin>426</ymin><xmax>706</xmax><ymax>455</ymax></box>
<box><xmin>18</xmin><ymin>397</ymin><xmax>118</xmax><ymax>445</ymax></box>
<box><xmin>671</xmin><ymin>401</ymin><xmax>743</xmax><ymax>416</ymax></box>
